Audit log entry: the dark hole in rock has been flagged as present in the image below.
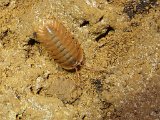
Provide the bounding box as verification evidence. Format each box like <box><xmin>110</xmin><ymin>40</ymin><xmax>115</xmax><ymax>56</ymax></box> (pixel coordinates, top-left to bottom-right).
<box><xmin>106</xmin><ymin>0</ymin><xmax>113</xmax><ymax>3</ymax></box>
<box><xmin>98</xmin><ymin>16</ymin><xmax>104</xmax><ymax>22</ymax></box>
<box><xmin>96</xmin><ymin>26</ymin><xmax>114</xmax><ymax>42</ymax></box>
<box><xmin>36</xmin><ymin>87</ymin><xmax>43</xmax><ymax>94</ymax></box>
<box><xmin>91</xmin><ymin>79</ymin><xmax>103</xmax><ymax>92</ymax></box>
<box><xmin>101</xmin><ymin>101</ymin><xmax>112</xmax><ymax>110</ymax></box>
<box><xmin>63</xmin><ymin>97</ymin><xmax>80</xmax><ymax>105</ymax></box>
<box><xmin>16</xmin><ymin>114</ymin><xmax>22</xmax><ymax>119</ymax></box>
<box><xmin>0</xmin><ymin>29</ymin><xmax>8</xmax><ymax>39</ymax></box>
<box><xmin>29</xmin><ymin>86</ymin><xmax>34</xmax><ymax>94</ymax></box>
<box><xmin>27</xmin><ymin>38</ymin><xmax>39</xmax><ymax>46</ymax></box>
<box><xmin>80</xmin><ymin>20</ymin><xmax>89</xmax><ymax>27</ymax></box>
<box><xmin>82</xmin><ymin>115</ymin><xmax>86</xmax><ymax>120</ymax></box>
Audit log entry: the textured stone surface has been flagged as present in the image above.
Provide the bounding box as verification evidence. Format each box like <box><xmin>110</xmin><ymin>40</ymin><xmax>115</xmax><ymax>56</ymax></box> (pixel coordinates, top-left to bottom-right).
<box><xmin>0</xmin><ymin>0</ymin><xmax>159</xmax><ymax>119</ymax></box>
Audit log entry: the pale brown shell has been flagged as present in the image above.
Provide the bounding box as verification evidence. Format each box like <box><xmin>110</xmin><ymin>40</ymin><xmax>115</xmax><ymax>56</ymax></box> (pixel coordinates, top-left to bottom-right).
<box><xmin>34</xmin><ymin>20</ymin><xmax>83</xmax><ymax>70</ymax></box>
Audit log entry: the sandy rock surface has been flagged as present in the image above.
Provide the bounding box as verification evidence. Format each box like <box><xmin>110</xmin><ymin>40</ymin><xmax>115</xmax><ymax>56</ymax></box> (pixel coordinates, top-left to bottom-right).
<box><xmin>0</xmin><ymin>0</ymin><xmax>160</xmax><ymax>119</ymax></box>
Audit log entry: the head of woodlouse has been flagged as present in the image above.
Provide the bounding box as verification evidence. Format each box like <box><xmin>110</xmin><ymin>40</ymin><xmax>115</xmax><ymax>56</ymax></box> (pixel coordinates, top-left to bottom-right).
<box><xmin>72</xmin><ymin>57</ymin><xmax>84</xmax><ymax>71</ymax></box>
<box><xmin>60</xmin><ymin>47</ymin><xmax>84</xmax><ymax>72</ymax></box>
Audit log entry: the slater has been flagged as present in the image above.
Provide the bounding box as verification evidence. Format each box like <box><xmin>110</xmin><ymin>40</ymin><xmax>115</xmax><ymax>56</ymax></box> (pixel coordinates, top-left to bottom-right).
<box><xmin>34</xmin><ymin>20</ymin><xmax>84</xmax><ymax>71</ymax></box>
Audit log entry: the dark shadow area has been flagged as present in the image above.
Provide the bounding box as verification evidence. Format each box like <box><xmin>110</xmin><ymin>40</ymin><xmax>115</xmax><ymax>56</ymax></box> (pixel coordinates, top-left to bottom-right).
<box><xmin>105</xmin><ymin>75</ymin><xmax>160</xmax><ymax>120</ymax></box>
<box><xmin>95</xmin><ymin>26</ymin><xmax>114</xmax><ymax>42</ymax></box>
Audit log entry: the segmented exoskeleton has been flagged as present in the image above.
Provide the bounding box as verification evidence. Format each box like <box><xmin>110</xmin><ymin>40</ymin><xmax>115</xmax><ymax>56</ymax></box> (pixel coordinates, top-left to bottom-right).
<box><xmin>34</xmin><ymin>20</ymin><xmax>83</xmax><ymax>70</ymax></box>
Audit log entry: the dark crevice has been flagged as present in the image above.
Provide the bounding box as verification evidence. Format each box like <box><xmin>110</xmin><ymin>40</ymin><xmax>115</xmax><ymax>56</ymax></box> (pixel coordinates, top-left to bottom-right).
<box><xmin>0</xmin><ymin>29</ymin><xmax>9</xmax><ymax>39</ymax></box>
<box><xmin>16</xmin><ymin>114</ymin><xmax>22</xmax><ymax>120</ymax></box>
<box><xmin>106</xmin><ymin>0</ymin><xmax>114</xmax><ymax>3</ymax></box>
<box><xmin>80</xmin><ymin>20</ymin><xmax>89</xmax><ymax>27</ymax></box>
<box><xmin>4</xmin><ymin>2</ymin><xmax>10</xmax><ymax>7</ymax></box>
<box><xmin>82</xmin><ymin>115</ymin><xmax>86</xmax><ymax>120</ymax></box>
<box><xmin>63</xmin><ymin>97</ymin><xmax>80</xmax><ymax>104</ymax></box>
<box><xmin>29</xmin><ymin>86</ymin><xmax>34</xmax><ymax>94</ymax></box>
<box><xmin>95</xmin><ymin>26</ymin><xmax>114</xmax><ymax>42</ymax></box>
<box><xmin>101</xmin><ymin>101</ymin><xmax>112</xmax><ymax>110</ymax></box>
<box><xmin>98</xmin><ymin>16</ymin><xmax>104</xmax><ymax>22</ymax></box>
<box><xmin>27</xmin><ymin>38</ymin><xmax>39</xmax><ymax>46</ymax></box>
<box><xmin>36</xmin><ymin>87</ymin><xmax>43</xmax><ymax>94</ymax></box>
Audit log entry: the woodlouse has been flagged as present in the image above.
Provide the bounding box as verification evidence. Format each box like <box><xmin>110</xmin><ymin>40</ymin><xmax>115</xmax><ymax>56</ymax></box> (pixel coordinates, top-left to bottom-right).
<box><xmin>34</xmin><ymin>20</ymin><xmax>84</xmax><ymax>71</ymax></box>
